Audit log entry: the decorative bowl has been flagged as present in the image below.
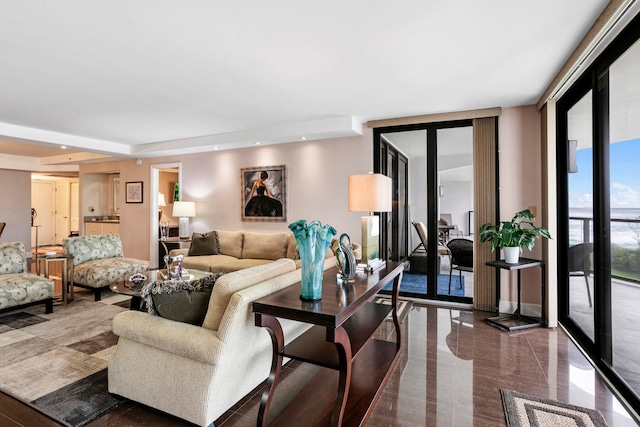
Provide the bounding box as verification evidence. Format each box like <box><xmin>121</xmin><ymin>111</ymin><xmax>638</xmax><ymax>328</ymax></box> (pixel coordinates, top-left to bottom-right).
<box><xmin>128</xmin><ymin>273</ymin><xmax>147</xmax><ymax>285</ymax></box>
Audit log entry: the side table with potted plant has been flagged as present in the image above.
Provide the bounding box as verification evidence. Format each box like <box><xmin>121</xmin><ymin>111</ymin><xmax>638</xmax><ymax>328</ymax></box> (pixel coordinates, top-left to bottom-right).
<box><xmin>479</xmin><ymin>208</ymin><xmax>551</xmax><ymax>264</ymax></box>
<box><xmin>479</xmin><ymin>209</ymin><xmax>552</xmax><ymax>331</ymax></box>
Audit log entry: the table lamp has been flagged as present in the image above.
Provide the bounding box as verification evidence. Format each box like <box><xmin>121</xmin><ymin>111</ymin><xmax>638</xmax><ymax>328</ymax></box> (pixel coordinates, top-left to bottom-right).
<box><xmin>348</xmin><ymin>173</ymin><xmax>392</xmax><ymax>267</ymax></box>
<box><xmin>158</xmin><ymin>192</ymin><xmax>166</xmax><ymax>222</ymax></box>
<box><xmin>172</xmin><ymin>201</ymin><xmax>196</xmax><ymax>239</ymax></box>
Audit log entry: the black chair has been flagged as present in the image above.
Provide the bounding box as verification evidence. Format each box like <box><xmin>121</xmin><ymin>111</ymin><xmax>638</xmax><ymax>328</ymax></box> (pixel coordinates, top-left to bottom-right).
<box><xmin>569</xmin><ymin>243</ymin><xmax>594</xmax><ymax>307</ymax></box>
<box><xmin>446</xmin><ymin>238</ymin><xmax>473</xmax><ymax>294</ymax></box>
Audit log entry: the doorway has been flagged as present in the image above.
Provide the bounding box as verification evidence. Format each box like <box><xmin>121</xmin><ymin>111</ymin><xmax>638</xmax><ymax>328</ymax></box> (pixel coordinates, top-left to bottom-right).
<box><xmin>150</xmin><ymin>163</ymin><xmax>181</xmax><ymax>269</ymax></box>
<box><xmin>31</xmin><ymin>176</ymin><xmax>80</xmax><ymax>248</ymax></box>
<box><xmin>375</xmin><ymin>120</ymin><xmax>474</xmax><ymax>304</ymax></box>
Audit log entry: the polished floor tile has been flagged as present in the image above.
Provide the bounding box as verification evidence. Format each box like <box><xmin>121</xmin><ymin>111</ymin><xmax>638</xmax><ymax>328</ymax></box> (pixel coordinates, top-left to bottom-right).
<box><xmin>0</xmin><ymin>302</ymin><xmax>637</xmax><ymax>426</ymax></box>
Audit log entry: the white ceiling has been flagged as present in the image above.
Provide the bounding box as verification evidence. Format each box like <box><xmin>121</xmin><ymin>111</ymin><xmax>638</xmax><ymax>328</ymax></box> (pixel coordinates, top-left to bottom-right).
<box><xmin>0</xmin><ymin>1</ymin><xmax>611</xmax><ymax>164</ymax></box>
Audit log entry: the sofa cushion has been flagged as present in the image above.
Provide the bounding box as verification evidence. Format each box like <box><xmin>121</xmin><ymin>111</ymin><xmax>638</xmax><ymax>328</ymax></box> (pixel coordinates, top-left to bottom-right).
<box><xmin>180</xmin><ymin>254</ymin><xmax>236</xmax><ymax>273</ymax></box>
<box><xmin>201</xmin><ymin>258</ymin><xmax>296</xmax><ymax>330</ymax></box>
<box><xmin>0</xmin><ymin>274</ymin><xmax>54</xmax><ymax>310</ymax></box>
<box><xmin>286</xmin><ymin>233</ymin><xmax>299</xmax><ymax>260</ymax></box>
<box><xmin>208</xmin><ymin>258</ymin><xmax>273</xmax><ymax>274</ymax></box>
<box><xmin>188</xmin><ymin>231</ymin><xmax>219</xmax><ymax>256</ymax></box>
<box><xmin>63</xmin><ymin>234</ymin><xmax>124</xmax><ymax>266</ymax></box>
<box><xmin>0</xmin><ymin>242</ymin><xmax>28</xmax><ymax>274</ymax></box>
<box><xmin>216</xmin><ymin>230</ymin><xmax>244</xmax><ymax>259</ymax></box>
<box><xmin>241</xmin><ymin>232</ymin><xmax>289</xmax><ymax>260</ymax></box>
<box><xmin>73</xmin><ymin>257</ymin><xmax>149</xmax><ymax>288</ymax></box>
<box><xmin>141</xmin><ymin>273</ymin><xmax>223</xmax><ymax>325</ymax></box>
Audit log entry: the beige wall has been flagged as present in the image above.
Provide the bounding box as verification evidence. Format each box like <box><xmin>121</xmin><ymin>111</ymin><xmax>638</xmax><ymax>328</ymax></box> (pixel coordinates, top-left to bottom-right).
<box><xmin>0</xmin><ymin>169</ymin><xmax>32</xmax><ymax>252</ymax></box>
<box><xmin>498</xmin><ymin>105</ymin><xmax>546</xmax><ymax>311</ymax></box>
<box><xmin>4</xmin><ymin>107</ymin><xmax>547</xmax><ymax>310</ymax></box>
<box><xmin>81</xmin><ymin>129</ymin><xmax>373</xmax><ymax>261</ymax></box>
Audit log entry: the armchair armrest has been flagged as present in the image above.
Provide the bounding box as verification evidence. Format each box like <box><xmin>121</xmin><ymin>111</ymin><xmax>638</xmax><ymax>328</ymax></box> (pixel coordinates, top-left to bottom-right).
<box><xmin>112</xmin><ymin>311</ymin><xmax>222</xmax><ymax>365</ymax></box>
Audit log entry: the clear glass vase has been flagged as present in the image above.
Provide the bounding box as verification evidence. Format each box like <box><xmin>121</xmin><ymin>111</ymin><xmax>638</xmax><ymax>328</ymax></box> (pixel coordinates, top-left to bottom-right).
<box><xmin>289</xmin><ymin>220</ymin><xmax>337</xmax><ymax>300</ymax></box>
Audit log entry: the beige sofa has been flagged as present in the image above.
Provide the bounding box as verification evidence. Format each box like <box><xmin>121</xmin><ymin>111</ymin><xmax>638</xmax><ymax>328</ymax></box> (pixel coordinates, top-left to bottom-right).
<box><xmin>170</xmin><ymin>229</ymin><xmax>356</xmax><ymax>274</ymax></box>
<box><xmin>108</xmin><ymin>258</ymin><xmax>334</xmax><ymax>426</ymax></box>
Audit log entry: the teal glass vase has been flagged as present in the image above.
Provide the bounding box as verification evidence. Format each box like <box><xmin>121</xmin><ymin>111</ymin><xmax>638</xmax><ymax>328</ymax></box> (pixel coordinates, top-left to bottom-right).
<box><xmin>289</xmin><ymin>220</ymin><xmax>337</xmax><ymax>301</ymax></box>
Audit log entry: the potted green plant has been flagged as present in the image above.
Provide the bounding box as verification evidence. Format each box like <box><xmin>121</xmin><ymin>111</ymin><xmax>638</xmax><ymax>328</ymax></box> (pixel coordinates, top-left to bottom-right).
<box><xmin>479</xmin><ymin>209</ymin><xmax>552</xmax><ymax>263</ymax></box>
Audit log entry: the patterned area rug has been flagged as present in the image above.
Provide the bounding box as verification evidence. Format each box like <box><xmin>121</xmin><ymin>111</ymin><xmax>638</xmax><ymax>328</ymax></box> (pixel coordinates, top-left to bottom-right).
<box><xmin>0</xmin><ymin>289</ymin><xmax>131</xmax><ymax>427</ymax></box>
<box><xmin>382</xmin><ymin>272</ymin><xmax>465</xmax><ymax>296</ymax></box>
<box><xmin>501</xmin><ymin>389</ymin><xmax>609</xmax><ymax>427</ymax></box>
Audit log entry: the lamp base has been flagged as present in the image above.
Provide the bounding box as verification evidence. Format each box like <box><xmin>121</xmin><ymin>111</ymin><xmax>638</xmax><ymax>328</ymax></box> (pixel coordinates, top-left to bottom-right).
<box><xmin>178</xmin><ymin>217</ymin><xmax>190</xmax><ymax>239</ymax></box>
<box><xmin>360</xmin><ymin>215</ymin><xmax>380</xmax><ymax>264</ymax></box>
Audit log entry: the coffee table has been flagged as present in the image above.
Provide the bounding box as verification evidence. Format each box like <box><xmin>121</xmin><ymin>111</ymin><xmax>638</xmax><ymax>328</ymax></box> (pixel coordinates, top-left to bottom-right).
<box><xmin>110</xmin><ymin>268</ymin><xmax>210</xmax><ymax>310</ymax></box>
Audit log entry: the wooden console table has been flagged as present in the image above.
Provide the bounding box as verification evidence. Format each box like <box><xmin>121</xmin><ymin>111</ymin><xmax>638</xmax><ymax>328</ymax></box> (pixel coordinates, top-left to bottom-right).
<box><xmin>485</xmin><ymin>257</ymin><xmax>546</xmax><ymax>331</ymax></box>
<box><xmin>253</xmin><ymin>262</ymin><xmax>404</xmax><ymax>427</ymax></box>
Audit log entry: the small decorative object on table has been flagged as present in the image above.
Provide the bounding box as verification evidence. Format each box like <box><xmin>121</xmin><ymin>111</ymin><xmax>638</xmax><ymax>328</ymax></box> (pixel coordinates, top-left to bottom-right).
<box><xmin>289</xmin><ymin>219</ymin><xmax>337</xmax><ymax>300</ymax></box>
<box><xmin>127</xmin><ymin>273</ymin><xmax>148</xmax><ymax>290</ymax></box>
<box><xmin>335</xmin><ymin>233</ymin><xmax>356</xmax><ymax>284</ymax></box>
<box><xmin>164</xmin><ymin>253</ymin><xmax>184</xmax><ymax>279</ymax></box>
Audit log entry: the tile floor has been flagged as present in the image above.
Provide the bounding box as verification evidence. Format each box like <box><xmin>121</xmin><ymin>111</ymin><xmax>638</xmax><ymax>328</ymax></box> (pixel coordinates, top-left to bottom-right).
<box><xmin>1</xmin><ymin>301</ymin><xmax>638</xmax><ymax>426</ymax></box>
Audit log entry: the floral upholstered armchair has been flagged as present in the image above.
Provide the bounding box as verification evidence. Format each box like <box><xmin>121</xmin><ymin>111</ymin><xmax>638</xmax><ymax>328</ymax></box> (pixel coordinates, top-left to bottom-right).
<box><xmin>0</xmin><ymin>241</ymin><xmax>54</xmax><ymax>314</ymax></box>
<box><xmin>63</xmin><ymin>234</ymin><xmax>148</xmax><ymax>301</ymax></box>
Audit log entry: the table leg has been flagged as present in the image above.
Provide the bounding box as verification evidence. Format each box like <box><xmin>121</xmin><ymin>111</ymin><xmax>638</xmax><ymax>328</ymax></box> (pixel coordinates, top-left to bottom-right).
<box><xmin>61</xmin><ymin>258</ymin><xmax>67</xmax><ymax>304</ymax></box>
<box><xmin>541</xmin><ymin>264</ymin><xmax>546</xmax><ymax>325</ymax></box>
<box><xmin>330</xmin><ymin>326</ymin><xmax>352</xmax><ymax>427</ymax></box>
<box><xmin>515</xmin><ymin>269</ymin><xmax>522</xmax><ymax>316</ymax></box>
<box><xmin>390</xmin><ymin>270</ymin><xmax>403</xmax><ymax>351</ymax></box>
<box><xmin>255</xmin><ymin>313</ymin><xmax>284</xmax><ymax>427</ymax></box>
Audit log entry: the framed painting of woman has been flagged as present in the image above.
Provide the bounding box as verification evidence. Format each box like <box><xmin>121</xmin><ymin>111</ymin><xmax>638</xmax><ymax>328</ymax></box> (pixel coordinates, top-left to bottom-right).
<box><xmin>241</xmin><ymin>165</ymin><xmax>286</xmax><ymax>222</ymax></box>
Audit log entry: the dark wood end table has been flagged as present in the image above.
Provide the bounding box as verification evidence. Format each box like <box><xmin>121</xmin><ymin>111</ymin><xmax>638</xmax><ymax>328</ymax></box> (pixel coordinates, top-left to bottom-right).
<box><xmin>253</xmin><ymin>262</ymin><xmax>404</xmax><ymax>426</ymax></box>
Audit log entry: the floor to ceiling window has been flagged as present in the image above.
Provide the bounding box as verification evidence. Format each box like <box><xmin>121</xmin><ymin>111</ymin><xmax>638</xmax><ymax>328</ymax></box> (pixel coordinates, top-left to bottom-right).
<box><xmin>557</xmin><ymin>12</ymin><xmax>640</xmax><ymax>412</ymax></box>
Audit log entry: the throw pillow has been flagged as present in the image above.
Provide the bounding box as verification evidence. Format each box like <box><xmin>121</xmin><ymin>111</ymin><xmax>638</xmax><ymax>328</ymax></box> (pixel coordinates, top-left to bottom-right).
<box><xmin>141</xmin><ymin>272</ymin><xmax>224</xmax><ymax>325</ymax></box>
<box><xmin>188</xmin><ymin>231</ymin><xmax>219</xmax><ymax>256</ymax></box>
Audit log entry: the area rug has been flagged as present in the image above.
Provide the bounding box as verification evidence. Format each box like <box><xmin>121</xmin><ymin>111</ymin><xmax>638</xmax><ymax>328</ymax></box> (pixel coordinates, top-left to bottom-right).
<box><xmin>373</xmin><ymin>297</ymin><xmax>413</xmax><ymax>323</ymax></box>
<box><xmin>501</xmin><ymin>389</ymin><xmax>609</xmax><ymax>427</ymax></box>
<box><xmin>0</xmin><ymin>289</ymin><xmax>131</xmax><ymax>427</ymax></box>
<box><xmin>382</xmin><ymin>272</ymin><xmax>465</xmax><ymax>296</ymax></box>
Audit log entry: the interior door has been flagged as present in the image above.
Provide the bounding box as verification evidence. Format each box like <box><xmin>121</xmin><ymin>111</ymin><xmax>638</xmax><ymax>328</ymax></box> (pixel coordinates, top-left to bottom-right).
<box><xmin>55</xmin><ymin>181</ymin><xmax>70</xmax><ymax>244</ymax></box>
<box><xmin>70</xmin><ymin>181</ymin><xmax>80</xmax><ymax>233</ymax></box>
<box><xmin>31</xmin><ymin>181</ymin><xmax>55</xmax><ymax>247</ymax></box>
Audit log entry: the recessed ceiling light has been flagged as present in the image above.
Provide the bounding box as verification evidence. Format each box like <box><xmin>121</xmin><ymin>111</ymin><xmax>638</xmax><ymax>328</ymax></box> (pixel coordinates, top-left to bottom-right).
<box><xmin>255</xmin><ymin>142</ymin><xmax>261</xmax><ymax>145</ymax></box>
<box><xmin>61</xmin><ymin>145</ymin><xmax>67</xmax><ymax>149</ymax></box>
<box><xmin>213</xmin><ymin>146</ymin><xmax>218</xmax><ymax>150</ymax></box>
<box><xmin>300</xmin><ymin>137</ymin><xmax>307</xmax><ymax>140</ymax></box>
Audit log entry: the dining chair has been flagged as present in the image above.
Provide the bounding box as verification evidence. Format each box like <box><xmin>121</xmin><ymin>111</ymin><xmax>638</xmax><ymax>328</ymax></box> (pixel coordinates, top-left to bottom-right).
<box><xmin>568</xmin><ymin>243</ymin><xmax>594</xmax><ymax>307</ymax></box>
<box><xmin>446</xmin><ymin>238</ymin><xmax>473</xmax><ymax>293</ymax></box>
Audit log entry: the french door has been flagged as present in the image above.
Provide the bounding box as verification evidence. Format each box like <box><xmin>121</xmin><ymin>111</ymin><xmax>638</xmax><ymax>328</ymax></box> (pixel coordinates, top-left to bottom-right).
<box><xmin>557</xmin><ymin>13</ymin><xmax>640</xmax><ymax>411</ymax></box>
<box><xmin>374</xmin><ymin>120</ymin><xmax>473</xmax><ymax>304</ymax></box>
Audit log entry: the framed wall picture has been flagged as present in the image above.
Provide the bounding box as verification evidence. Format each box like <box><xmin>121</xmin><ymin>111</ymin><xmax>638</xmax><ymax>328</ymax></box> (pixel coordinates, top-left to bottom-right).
<box><xmin>241</xmin><ymin>165</ymin><xmax>286</xmax><ymax>222</ymax></box>
<box><xmin>125</xmin><ymin>181</ymin><xmax>143</xmax><ymax>203</ymax></box>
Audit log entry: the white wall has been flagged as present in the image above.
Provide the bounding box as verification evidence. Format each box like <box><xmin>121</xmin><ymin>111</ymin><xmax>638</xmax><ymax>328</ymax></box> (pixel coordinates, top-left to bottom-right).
<box><xmin>0</xmin><ymin>169</ymin><xmax>32</xmax><ymax>254</ymax></box>
<box><xmin>439</xmin><ymin>180</ymin><xmax>473</xmax><ymax>235</ymax></box>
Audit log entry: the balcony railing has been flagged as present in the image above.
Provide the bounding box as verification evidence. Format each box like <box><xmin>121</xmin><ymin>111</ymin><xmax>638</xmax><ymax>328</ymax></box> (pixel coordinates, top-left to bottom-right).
<box><xmin>570</xmin><ymin>215</ymin><xmax>640</xmax><ymax>284</ymax></box>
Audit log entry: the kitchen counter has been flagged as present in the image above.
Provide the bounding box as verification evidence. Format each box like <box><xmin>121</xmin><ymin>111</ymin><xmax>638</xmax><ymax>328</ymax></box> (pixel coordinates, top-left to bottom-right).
<box><xmin>84</xmin><ymin>217</ymin><xmax>120</xmax><ymax>235</ymax></box>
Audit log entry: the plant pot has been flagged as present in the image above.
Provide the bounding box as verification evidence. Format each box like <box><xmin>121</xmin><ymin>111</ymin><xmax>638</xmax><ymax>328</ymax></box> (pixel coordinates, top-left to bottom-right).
<box><xmin>504</xmin><ymin>247</ymin><xmax>520</xmax><ymax>264</ymax></box>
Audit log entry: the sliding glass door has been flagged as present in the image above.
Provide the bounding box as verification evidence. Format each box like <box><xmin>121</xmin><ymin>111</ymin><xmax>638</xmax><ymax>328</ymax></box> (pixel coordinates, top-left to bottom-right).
<box><xmin>557</xmin><ymin>14</ymin><xmax>640</xmax><ymax>411</ymax></box>
<box><xmin>374</xmin><ymin>120</ymin><xmax>473</xmax><ymax>304</ymax></box>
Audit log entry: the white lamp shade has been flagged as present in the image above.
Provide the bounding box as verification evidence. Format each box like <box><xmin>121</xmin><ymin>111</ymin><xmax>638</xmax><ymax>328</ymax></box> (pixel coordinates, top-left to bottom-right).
<box><xmin>172</xmin><ymin>201</ymin><xmax>196</xmax><ymax>218</ymax></box>
<box><xmin>158</xmin><ymin>193</ymin><xmax>167</xmax><ymax>207</ymax></box>
<box><xmin>348</xmin><ymin>174</ymin><xmax>392</xmax><ymax>212</ymax></box>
